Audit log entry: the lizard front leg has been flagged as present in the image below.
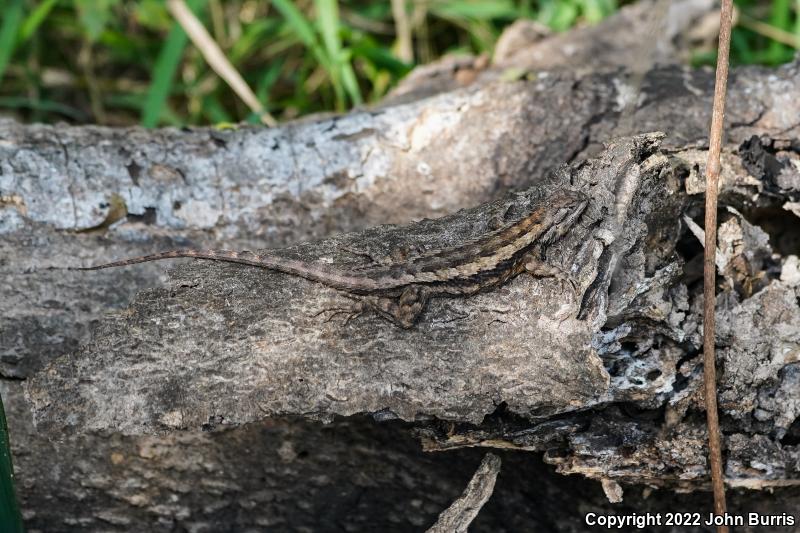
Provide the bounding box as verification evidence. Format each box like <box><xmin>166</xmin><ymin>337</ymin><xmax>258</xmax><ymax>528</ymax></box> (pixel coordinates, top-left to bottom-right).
<box><xmin>523</xmin><ymin>256</ymin><xmax>579</xmax><ymax>298</ymax></box>
<box><xmin>361</xmin><ymin>285</ymin><xmax>430</xmax><ymax>329</ymax></box>
<box><xmin>522</xmin><ymin>255</ymin><xmax>581</xmax><ymax>321</ymax></box>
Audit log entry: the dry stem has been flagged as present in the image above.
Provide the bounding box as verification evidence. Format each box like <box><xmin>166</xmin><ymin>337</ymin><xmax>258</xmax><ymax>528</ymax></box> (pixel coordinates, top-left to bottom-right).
<box><xmin>703</xmin><ymin>1</ymin><xmax>734</xmax><ymax>531</ymax></box>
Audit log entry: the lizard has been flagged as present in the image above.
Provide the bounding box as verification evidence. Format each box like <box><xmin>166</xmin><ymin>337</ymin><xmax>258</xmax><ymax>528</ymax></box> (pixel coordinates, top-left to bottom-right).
<box><xmin>76</xmin><ymin>188</ymin><xmax>589</xmax><ymax>328</ymax></box>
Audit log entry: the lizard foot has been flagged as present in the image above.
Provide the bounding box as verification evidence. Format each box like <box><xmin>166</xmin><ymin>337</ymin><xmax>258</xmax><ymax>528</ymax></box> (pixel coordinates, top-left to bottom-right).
<box><xmin>311</xmin><ymin>296</ymin><xmax>367</xmax><ymax>326</ymax></box>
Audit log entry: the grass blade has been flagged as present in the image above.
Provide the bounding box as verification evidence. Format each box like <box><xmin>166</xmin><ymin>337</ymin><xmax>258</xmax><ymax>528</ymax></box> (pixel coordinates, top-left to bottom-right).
<box><xmin>272</xmin><ymin>0</ymin><xmax>345</xmax><ymax>106</ymax></box>
<box><xmin>271</xmin><ymin>0</ymin><xmax>320</xmax><ymax>52</ymax></box>
<box><xmin>579</xmin><ymin>0</ymin><xmax>615</xmax><ymax>23</ymax></box>
<box><xmin>767</xmin><ymin>0</ymin><xmax>791</xmax><ymax>63</ymax></box>
<box><xmin>315</xmin><ymin>0</ymin><xmax>342</xmax><ymax>62</ymax></box>
<box><xmin>315</xmin><ymin>0</ymin><xmax>362</xmax><ymax>106</ymax></box>
<box><xmin>340</xmin><ymin>58</ymin><xmax>362</xmax><ymax>106</ymax></box>
<box><xmin>731</xmin><ymin>29</ymin><xmax>754</xmax><ymax>65</ymax></box>
<box><xmin>0</xmin><ymin>0</ymin><xmax>24</xmax><ymax>87</ymax></box>
<box><xmin>142</xmin><ymin>22</ymin><xmax>189</xmax><ymax>127</ymax></box>
<box><xmin>796</xmin><ymin>0</ymin><xmax>800</xmax><ymax>41</ymax></box>
<box><xmin>202</xmin><ymin>93</ymin><xmax>231</xmax><ymax>124</ymax></box>
<box><xmin>0</xmin><ymin>96</ymin><xmax>88</xmax><ymax>121</ymax></box>
<box><xmin>537</xmin><ymin>0</ymin><xmax>579</xmax><ymax>31</ymax></box>
<box><xmin>0</xmin><ymin>394</ymin><xmax>23</xmax><ymax>533</ymax></box>
<box><xmin>18</xmin><ymin>0</ymin><xmax>57</xmax><ymax>43</ymax></box>
<box><xmin>350</xmin><ymin>36</ymin><xmax>412</xmax><ymax>75</ymax></box>
<box><xmin>142</xmin><ymin>0</ymin><xmax>206</xmax><ymax>127</ymax></box>
<box><xmin>430</xmin><ymin>0</ymin><xmax>517</xmax><ymax>20</ymax></box>
<box><xmin>255</xmin><ymin>57</ymin><xmax>285</xmax><ymax>104</ymax></box>
<box><xmin>314</xmin><ymin>0</ymin><xmax>343</xmax><ymax>107</ymax></box>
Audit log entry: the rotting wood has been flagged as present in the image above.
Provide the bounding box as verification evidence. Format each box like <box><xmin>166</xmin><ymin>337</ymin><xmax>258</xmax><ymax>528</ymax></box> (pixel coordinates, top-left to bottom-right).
<box><xmin>426</xmin><ymin>453</ymin><xmax>502</xmax><ymax>533</ymax></box>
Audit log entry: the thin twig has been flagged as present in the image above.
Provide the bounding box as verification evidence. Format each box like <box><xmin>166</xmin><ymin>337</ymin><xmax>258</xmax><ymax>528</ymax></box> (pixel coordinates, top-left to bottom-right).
<box><xmin>704</xmin><ymin>1</ymin><xmax>734</xmax><ymax>531</ymax></box>
<box><xmin>166</xmin><ymin>0</ymin><xmax>277</xmax><ymax>127</ymax></box>
<box><xmin>426</xmin><ymin>453</ymin><xmax>501</xmax><ymax>533</ymax></box>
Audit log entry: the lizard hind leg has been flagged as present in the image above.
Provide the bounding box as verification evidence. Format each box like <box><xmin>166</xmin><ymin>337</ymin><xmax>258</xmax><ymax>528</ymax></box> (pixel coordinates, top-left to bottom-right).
<box><xmin>362</xmin><ymin>286</ymin><xmax>430</xmax><ymax>329</ymax></box>
<box><xmin>312</xmin><ymin>286</ymin><xmax>430</xmax><ymax>329</ymax></box>
<box><xmin>523</xmin><ymin>256</ymin><xmax>582</xmax><ymax>322</ymax></box>
<box><xmin>311</xmin><ymin>293</ymin><xmax>368</xmax><ymax>326</ymax></box>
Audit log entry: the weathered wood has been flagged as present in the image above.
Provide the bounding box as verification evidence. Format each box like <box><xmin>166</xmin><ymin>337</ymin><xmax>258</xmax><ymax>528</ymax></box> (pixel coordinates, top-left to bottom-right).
<box><xmin>3</xmin><ymin>60</ymin><xmax>798</xmax><ymax>382</ymax></box>
<box><xmin>24</xmin><ymin>131</ymin><xmax>800</xmax><ymax>496</ymax></box>
<box><xmin>427</xmin><ymin>453</ymin><xmax>501</xmax><ymax>533</ymax></box>
<box><xmin>29</xmin><ymin>134</ymin><xmax>665</xmax><ymax>435</ymax></box>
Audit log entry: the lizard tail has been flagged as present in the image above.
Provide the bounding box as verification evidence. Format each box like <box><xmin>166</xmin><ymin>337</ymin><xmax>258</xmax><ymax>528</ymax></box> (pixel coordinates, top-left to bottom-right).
<box><xmin>74</xmin><ymin>249</ymin><xmax>385</xmax><ymax>292</ymax></box>
<box><xmin>74</xmin><ymin>249</ymin><xmax>272</xmax><ymax>270</ymax></box>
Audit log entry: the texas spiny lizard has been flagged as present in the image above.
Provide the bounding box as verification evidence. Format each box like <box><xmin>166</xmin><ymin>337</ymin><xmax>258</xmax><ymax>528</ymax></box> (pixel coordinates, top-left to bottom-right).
<box><xmin>78</xmin><ymin>188</ymin><xmax>588</xmax><ymax>328</ymax></box>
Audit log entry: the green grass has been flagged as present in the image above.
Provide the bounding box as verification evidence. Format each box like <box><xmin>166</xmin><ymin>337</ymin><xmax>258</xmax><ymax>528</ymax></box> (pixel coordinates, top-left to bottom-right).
<box><xmin>0</xmin><ymin>395</ymin><xmax>23</xmax><ymax>533</ymax></box>
<box><xmin>0</xmin><ymin>0</ymin><xmax>25</xmax><ymax>87</ymax></box>
<box><xmin>142</xmin><ymin>0</ymin><xmax>206</xmax><ymax>127</ymax></box>
<box><xmin>0</xmin><ymin>1</ymin><xmax>796</xmax><ymax>126</ymax></box>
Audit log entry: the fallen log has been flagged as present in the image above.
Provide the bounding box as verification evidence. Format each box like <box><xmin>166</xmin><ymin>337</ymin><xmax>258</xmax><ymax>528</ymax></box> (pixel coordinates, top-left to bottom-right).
<box><xmin>3</xmin><ymin>4</ymin><xmax>800</xmax><ymax>528</ymax></box>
